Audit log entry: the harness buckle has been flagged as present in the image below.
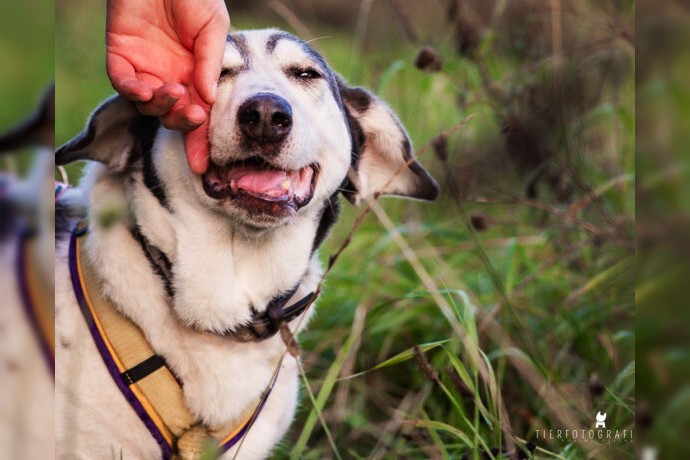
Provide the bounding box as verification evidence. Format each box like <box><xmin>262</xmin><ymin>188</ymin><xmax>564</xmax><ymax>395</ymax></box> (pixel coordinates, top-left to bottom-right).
<box><xmin>173</xmin><ymin>424</ymin><xmax>216</xmax><ymax>460</ymax></box>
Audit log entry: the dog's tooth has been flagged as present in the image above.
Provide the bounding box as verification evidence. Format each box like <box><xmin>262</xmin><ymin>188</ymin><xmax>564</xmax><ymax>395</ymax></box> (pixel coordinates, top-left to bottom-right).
<box><xmin>280</xmin><ymin>179</ymin><xmax>291</xmax><ymax>190</ymax></box>
<box><xmin>230</xmin><ymin>180</ymin><xmax>238</xmax><ymax>193</ymax></box>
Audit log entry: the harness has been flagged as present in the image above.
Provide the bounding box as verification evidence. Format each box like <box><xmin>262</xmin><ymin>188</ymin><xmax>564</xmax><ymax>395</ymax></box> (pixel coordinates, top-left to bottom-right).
<box><xmin>67</xmin><ymin>223</ymin><xmax>304</xmax><ymax>459</ymax></box>
<box><xmin>129</xmin><ymin>225</ymin><xmax>316</xmax><ymax>342</ymax></box>
<box><xmin>16</xmin><ymin>227</ymin><xmax>55</xmax><ymax>374</ymax></box>
<box><xmin>11</xmin><ymin>181</ymin><xmax>68</xmax><ymax>375</ymax></box>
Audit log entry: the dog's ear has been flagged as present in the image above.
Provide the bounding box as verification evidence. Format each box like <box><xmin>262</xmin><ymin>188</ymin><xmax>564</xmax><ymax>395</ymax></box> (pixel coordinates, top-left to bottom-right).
<box><xmin>0</xmin><ymin>83</ymin><xmax>54</xmax><ymax>153</ymax></box>
<box><xmin>338</xmin><ymin>82</ymin><xmax>439</xmax><ymax>205</ymax></box>
<box><xmin>56</xmin><ymin>95</ymin><xmax>158</xmax><ymax>171</ymax></box>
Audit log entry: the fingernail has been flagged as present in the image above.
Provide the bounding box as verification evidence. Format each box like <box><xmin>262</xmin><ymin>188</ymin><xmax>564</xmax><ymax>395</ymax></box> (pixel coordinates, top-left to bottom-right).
<box><xmin>185</xmin><ymin>119</ymin><xmax>204</xmax><ymax>131</ymax></box>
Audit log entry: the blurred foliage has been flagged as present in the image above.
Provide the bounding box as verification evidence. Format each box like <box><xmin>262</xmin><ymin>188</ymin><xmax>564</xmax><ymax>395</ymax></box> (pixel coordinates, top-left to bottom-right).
<box><xmin>637</xmin><ymin>0</ymin><xmax>690</xmax><ymax>458</ymax></box>
<box><xmin>0</xmin><ymin>0</ymin><xmax>54</xmax><ymax>174</ymax></box>
<box><xmin>54</xmin><ymin>0</ymin><xmax>644</xmax><ymax>459</ymax></box>
<box><xmin>0</xmin><ymin>0</ymin><xmax>54</xmax><ymax>131</ymax></box>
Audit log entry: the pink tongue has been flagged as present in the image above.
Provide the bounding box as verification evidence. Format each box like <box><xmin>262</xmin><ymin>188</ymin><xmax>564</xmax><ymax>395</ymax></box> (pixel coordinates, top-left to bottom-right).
<box><xmin>226</xmin><ymin>165</ymin><xmax>291</xmax><ymax>196</ymax></box>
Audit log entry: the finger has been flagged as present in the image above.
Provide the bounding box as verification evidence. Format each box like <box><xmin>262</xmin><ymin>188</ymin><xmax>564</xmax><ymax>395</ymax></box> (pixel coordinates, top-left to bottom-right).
<box><xmin>160</xmin><ymin>103</ymin><xmax>206</xmax><ymax>132</ymax></box>
<box><xmin>192</xmin><ymin>8</ymin><xmax>230</xmax><ymax>105</ymax></box>
<box><xmin>135</xmin><ymin>83</ymin><xmax>186</xmax><ymax>117</ymax></box>
<box><xmin>161</xmin><ymin>84</ymin><xmax>210</xmax><ymax>131</ymax></box>
<box><xmin>107</xmin><ymin>53</ymin><xmax>154</xmax><ymax>102</ymax></box>
<box><xmin>184</xmin><ymin>122</ymin><xmax>210</xmax><ymax>175</ymax></box>
<box><xmin>181</xmin><ymin>84</ymin><xmax>211</xmax><ymax>173</ymax></box>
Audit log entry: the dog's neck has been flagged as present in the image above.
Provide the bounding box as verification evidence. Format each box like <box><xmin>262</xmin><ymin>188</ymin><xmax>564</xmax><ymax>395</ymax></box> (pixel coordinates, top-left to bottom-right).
<box><xmin>144</xmin><ymin>139</ymin><xmax>321</xmax><ymax>328</ymax></box>
<box><xmin>83</xmin><ymin>126</ymin><xmax>326</xmax><ymax>336</ymax></box>
<box><xmin>83</xmin><ymin>154</ymin><xmax>323</xmax><ymax>426</ymax></box>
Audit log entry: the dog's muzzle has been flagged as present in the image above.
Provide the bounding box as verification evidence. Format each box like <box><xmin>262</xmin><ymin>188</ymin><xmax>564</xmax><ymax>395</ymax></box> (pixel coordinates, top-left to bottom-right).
<box><xmin>202</xmin><ymin>157</ymin><xmax>319</xmax><ymax>218</ymax></box>
<box><xmin>237</xmin><ymin>93</ymin><xmax>292</xmax><ymax>146</ymax></box>
<box><xmin>203</xmin><ymin>92</ymin><xmax>321</xmax><ymax>219</ymax></box>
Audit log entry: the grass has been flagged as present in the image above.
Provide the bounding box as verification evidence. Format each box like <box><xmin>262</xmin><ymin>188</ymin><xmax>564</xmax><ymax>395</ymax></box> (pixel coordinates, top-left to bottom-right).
<box><xmin>0</xmin><ymin>1</ymin><xmax>54</xmax><ymax>175</ymax></box>
<box><xmin>55</xmin><ymin>1</ymin><xmax>635</xmax><ymax>459</ymax></box>
<box><xmin>0</xmin><ymin>1</ymin><xmax>54</xmax><ymax>132</ymax></box>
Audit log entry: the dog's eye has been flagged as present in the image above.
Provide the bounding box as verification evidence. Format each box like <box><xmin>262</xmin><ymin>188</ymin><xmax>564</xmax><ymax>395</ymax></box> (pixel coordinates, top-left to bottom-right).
<box><xmin>290</xmin><ymin>67</ymin><xmax>322</xmax><ymax>80</ymax></box>
<box><xmin>220</xmin><ymin>68</ymin><xmax>237</xmax><ymax>79</ymax></box>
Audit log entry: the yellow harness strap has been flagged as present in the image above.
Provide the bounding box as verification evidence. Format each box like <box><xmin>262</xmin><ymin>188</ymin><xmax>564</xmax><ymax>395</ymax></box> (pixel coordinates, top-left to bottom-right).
<box><xmin>18</xmin><ymin>228</ymin><xmax>55</xmax><ymax>372</ymax></box>
<box><xmin>70</xmin><ymin>225</ymin><xmax>258</xmax><ymax>458</ymax></box>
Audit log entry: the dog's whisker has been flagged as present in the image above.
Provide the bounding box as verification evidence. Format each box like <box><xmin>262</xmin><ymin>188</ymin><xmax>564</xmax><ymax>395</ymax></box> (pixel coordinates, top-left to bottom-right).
<box><xmin>304</xmin><ymin>35</ymin><xmax>332</xmax><ymax>45</ymax></box>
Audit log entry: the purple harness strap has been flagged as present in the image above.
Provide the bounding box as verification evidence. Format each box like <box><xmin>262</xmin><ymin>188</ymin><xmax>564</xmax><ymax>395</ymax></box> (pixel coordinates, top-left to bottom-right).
<box><xmin>68</xmin><ymin>225</ymin><xmax>173</xmax><ymax>458</ymax></box>
<box><xmin>16</xmin><ymin>228</ymin><xmax>54</xmax><ymax>375</ymax></box>
<box><xmin>67</xmin><ymin>224</ymin><xmax>281</xmax><ymax>458</ymax></box>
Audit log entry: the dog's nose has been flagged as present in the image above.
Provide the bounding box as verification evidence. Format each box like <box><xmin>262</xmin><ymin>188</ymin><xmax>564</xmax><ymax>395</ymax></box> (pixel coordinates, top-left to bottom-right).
<box><xmin>237</xmin><ymin>93</ymin><xmax>292</xmax><ymax>144</ymax></box>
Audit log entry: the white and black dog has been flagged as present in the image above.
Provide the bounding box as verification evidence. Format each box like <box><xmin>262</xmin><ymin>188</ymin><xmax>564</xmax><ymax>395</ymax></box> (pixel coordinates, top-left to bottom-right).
<box><xmin>55</xmin><ymin>29</ymin><xmax>437</xmax><ymax>459</ymax></box>
<box><xmin>0</xmin><ymin>85</ymin><xmax>54</xmax><ymax>460</ymax></box>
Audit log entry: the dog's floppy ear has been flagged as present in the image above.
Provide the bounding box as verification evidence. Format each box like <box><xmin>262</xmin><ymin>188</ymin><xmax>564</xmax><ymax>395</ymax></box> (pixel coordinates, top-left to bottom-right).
<box><xmin>0</xmin><ymin>83</ymin><xmax>54</xmax><ymax>153</ymax></box>
<box><xmin>56</xmin><ymin>95</ymin><xmax>156</xmax><ymax>170</ymax></box>
<box><xmin>339</xmin><ymin>81</ymin><xmax>439</xmax><ymax>205</ymax></box>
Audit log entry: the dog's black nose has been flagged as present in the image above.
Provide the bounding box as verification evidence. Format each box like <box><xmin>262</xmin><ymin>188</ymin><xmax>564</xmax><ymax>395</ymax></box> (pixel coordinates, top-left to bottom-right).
<box><xmin>237</xmin><ymin>93</ymin><xmax>292</xmax><ymax>144</ymax></box>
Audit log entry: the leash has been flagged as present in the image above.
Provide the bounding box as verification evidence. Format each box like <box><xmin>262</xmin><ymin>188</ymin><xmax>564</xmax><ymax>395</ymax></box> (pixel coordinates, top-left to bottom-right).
<box><xmin>68</xmin><ymin>222</ymin><xmax>282</xmax><ymax>459</ymax></box>
<box><xmin>16</xmin><ymin>226</ymin><xmax>55</xmax><ymax>374</ymax></box>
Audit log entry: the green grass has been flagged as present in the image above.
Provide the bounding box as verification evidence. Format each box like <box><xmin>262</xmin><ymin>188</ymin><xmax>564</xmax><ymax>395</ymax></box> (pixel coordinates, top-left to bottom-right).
<box><xmin>0</xmin><ymin>2</ymin><xmax>54</xmax><ymax>175</ymax></box>
<box><xmin>0</xmin><ymin>1</ymin><xmax>54</xmax><ymax>132</ymax></box>
<box><xmin>55</xmin><ymin>2</ymin><xmax>635</xmax><ymax>459</ymax></box>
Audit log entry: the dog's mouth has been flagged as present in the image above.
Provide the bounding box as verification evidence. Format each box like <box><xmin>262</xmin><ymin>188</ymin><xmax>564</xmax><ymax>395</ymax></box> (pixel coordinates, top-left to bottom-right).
<box><xmin>202</xmin><ymin>158</ymin><xmax>319</xmax><ymax>216</ymax></box>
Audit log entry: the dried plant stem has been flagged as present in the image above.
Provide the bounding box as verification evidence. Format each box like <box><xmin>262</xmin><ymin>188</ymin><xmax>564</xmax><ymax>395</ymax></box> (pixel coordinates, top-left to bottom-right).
<box><xmin>550</xmin><ymin>0</ymin><xmax>564</xmax><ymax>100</ymax></box>
<box><xmin>485</xmin><ymin>321</ymin><xmax>595</xmax><ymax>456</ymax></box>
<box><xmin>354</xmin><ymin>0</ymin><xmax>374</xmax><ymax>52</ymax></box>
<box><xmin>367</xmin><ymin>199</ymin><xmax>516</xmax><ymax>455</ymax></box>
<box><xmin>370</xmin><ymin>383</ymin><xmax>432</xmax><ymax>460</ymax></box>
<box><xmin>333</xmin><ymin>299</ymin><xmax>370</xmax><ymax>422</ymax></box>
<box><xmin>268</xmin><ymin>0</ymin><xmax>316</xmax><ymax>43</ymax></box>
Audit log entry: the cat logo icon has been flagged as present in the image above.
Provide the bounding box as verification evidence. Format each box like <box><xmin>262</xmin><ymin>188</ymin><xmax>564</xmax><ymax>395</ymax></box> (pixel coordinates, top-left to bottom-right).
<box><xmin>595</xmin><ymin>411</ymin><xmax>607</xmax><ymax>429</ymax></box>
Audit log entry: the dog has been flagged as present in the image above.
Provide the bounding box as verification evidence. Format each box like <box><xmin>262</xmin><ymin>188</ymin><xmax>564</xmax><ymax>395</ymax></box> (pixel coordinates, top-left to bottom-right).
<box><xmin>0</xmin><ymin>84</ymin><xmax>55</xmax><ymax>459</ymax></box>
<box><xmin>55</xmin><ymin>29</ymin><xmax>438</xmax><ymax>459</ymax></box>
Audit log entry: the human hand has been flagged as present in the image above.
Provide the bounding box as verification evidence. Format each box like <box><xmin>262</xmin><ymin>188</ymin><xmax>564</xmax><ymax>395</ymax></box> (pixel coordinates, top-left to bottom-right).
<box><xmin>106</xmin><ymin>0</ymin><xmax>229</xmax><ymax>174</ymax></box>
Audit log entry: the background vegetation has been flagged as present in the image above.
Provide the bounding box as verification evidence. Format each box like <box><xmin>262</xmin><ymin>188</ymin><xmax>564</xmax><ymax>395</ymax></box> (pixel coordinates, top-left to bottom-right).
<box><xmin>0</xmin><ymin>1</ymin><xmax>53</xmax><ymax>131</ymax></box>
<box><xmin>0</xmin><ymin>0</ymin><xmax>53</xmax><ymax>174</ymax></box>
<box><xmin>55</xmin><ymin>1</ymin><xmax>637</xmax><ymax>458</ymax></box>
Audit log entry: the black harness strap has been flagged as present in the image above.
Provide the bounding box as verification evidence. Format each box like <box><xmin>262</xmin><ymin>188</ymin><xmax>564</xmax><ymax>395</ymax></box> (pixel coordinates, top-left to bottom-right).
<box><xmin>121</xmin><ymin>354</ymin><xmax>167</xmax><ymax>385</ymax></box>
<box><xmin>128</xmin><ymin>225</ymin><xmax>318</xmax><ymax>343</ymax></box>
<box><xmin>231</xmin><ymin>290</ymin><xmax>316</xmax><ymax>342</ymax></box>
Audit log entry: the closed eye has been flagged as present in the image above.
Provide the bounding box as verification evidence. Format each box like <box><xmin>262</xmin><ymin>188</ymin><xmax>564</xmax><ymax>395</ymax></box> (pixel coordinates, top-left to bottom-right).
<box><xmin>220</xmin><ymin>67</ymin><xmax>239</xmax><ymax>79</ymax></box>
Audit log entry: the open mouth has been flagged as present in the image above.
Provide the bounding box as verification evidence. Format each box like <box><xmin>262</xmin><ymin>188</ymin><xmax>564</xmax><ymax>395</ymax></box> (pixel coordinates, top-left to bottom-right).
<box><xmin>202</xmin><ymin>157</ymin><xmax>319</xmax><ymax>216</ymax></box>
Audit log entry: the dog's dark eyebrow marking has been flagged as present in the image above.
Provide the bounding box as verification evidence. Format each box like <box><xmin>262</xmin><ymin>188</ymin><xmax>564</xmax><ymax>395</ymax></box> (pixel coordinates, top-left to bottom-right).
<box><xmin>266</xmin><ymin>31</ymin><xmax>297</xmax><ymax>54</ymax></box>
<box><xmin>226</xmin><ymin>34</ymin><xmax>250</xmax><ymax>66</ymax></box>
<box><xmin>265</xmin><ymin>32</ymin><xmax>329</xmax><ymax>72</ymax></box>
